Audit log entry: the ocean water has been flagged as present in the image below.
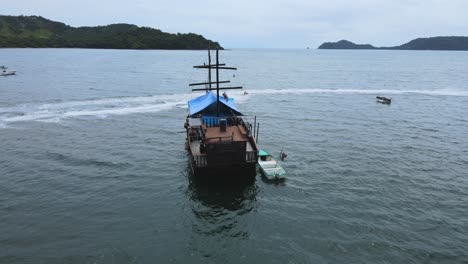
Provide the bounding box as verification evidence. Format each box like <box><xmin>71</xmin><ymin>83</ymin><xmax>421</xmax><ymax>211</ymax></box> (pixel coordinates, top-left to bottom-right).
<box><xmin>1</xmin><ymin>48</ymin><xmax>467</xmax><ymax>263</ymax></box>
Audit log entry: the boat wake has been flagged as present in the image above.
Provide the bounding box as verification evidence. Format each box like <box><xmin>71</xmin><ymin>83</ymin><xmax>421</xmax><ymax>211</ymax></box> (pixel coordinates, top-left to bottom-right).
<box><xmin>0</xmin><ymin>94</ymin><xmax>193</xmax><ymax>126</ymax></box>
<box><xmin>249</xmin><ymin>88</ymin><xmax>468</xmax><ymax>97</ymax></box>
<box><xmin>1</xmin><ymin>88</ymin><xmax>465</xmax><ymax>127</ymax></box>
<box><xmin>0</xmin><ymin>90</ymin><xmax>255</xmax><ymax>127</ymax></box>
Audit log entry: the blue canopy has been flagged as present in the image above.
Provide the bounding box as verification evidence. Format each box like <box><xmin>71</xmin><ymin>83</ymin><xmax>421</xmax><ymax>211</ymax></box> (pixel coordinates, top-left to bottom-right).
<box><xmin>188</xmin><ymin>92</ymin><xmax>243</xmax><ymax>116</ymax></box>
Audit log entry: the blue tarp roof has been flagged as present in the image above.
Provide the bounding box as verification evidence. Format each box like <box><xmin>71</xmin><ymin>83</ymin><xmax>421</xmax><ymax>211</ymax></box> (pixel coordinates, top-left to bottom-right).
<box><xmin>188</xmin><ymin>92</ymin><xmax>243</xmax><ymax>116</ymax></box>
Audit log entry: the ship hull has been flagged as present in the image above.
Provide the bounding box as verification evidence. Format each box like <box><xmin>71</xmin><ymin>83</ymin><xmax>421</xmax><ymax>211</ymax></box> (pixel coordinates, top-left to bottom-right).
<box><xmin>188</xmin><ymin>154</ymin><xmax>256</xmax><ymax>182</ymax></box>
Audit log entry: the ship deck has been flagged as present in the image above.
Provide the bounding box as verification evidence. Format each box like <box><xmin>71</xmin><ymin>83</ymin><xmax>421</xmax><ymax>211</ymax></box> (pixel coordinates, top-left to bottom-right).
<box><xmin>203</xmin><ymin>124</ymin><xmax>249</xmax><ymax>143</ymax></box>
<box><xmin>189</xmin><ymin>124</ymin><xmax>254</xmax><ymax>156</ymax></box>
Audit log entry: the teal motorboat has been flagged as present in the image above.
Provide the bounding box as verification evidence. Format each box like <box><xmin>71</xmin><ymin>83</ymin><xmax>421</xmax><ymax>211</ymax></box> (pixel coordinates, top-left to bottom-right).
<box><xmin>258</xmin><ymin>150</ymin><xmax>286</xmax><ymax>181</ymax></box>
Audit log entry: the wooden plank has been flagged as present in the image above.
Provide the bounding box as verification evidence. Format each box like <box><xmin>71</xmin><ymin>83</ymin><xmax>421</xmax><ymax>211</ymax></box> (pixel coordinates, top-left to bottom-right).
<box><xmin>189</xmin><ymin>80</ymin><xmax>230</xmax><ymax>86</ymax></box>
<box><xmin>215</xmin><ymin>86</ymin><xmax>243</xmax><ymax>90</ymax></box>
<box><xmin>194</xmin><ymin>66</ymin><xmax>237</xmax><ymax>70</ymax></box>
<box><xmin>216</xmin><ymin>49</ymin><xmax>220</xmax><ymax>116</ymax></box>
<box><xmin>191</xmin><ymin>86</ymin><xmax>243</xmax><ymax>91</ymax></box>
<box><xmin>204</xmin><ymin>125</ymin><xmax>249</xmax><ymax>143</ymax></box>
<box><xmin>193</xmin><ymin>64</ymin><xmax>226</xmax><ymax>68</ymax></box>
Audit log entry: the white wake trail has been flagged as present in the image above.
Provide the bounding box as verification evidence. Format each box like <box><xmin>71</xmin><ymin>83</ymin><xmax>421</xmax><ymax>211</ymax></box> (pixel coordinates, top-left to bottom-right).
<box><xmin>0</xmin><ymin>94</ymin><xmax>192</xmax><ymax>125</ymax></box>
<box><xmin>248</xmin><ymin>88</ymin><xmax>468</xmax><ymax>96</ymax></box>
<box><xmin>1</xmin><ymin>88</ymin><xmax>466</xmax><ymax>127</ymax></box>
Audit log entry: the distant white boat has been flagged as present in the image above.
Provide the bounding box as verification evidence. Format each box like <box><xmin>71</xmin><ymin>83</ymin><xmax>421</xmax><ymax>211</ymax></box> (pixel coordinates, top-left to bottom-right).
<box><xmin>1</xmin><ymin>66</ymin><xmax>16</xmax><ymax>76</ymax></box>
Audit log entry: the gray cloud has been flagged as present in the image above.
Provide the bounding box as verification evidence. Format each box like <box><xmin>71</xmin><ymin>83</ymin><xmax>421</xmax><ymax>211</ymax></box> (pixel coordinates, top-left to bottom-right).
<box><xmin>3</xmin><ymin>0</ymin><xmax>468</xmax><ymax>48</ymax></box>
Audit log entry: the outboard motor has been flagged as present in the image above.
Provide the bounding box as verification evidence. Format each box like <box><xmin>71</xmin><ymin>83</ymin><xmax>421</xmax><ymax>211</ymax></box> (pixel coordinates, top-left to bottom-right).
<box><xmin>280</xmin><ymin>149</ymin><xmax>287</xmax><ymax>161</ymax></box>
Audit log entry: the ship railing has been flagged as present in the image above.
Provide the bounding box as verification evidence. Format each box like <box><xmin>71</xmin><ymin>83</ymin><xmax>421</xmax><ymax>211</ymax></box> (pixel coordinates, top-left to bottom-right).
<box><xmin>246</xmin><ymin>151</ymin><xmax>257</xmax><ymax>163</ymax></box>
<box><xmin>194</xmin><ymin>155</ymin><xmax>207</xmax><ymax>167</ymax></box>
<box><xmin>188</xmin><ymin>126</ymin><xmax>204</xmax><ymax>142</ymax></box>
<box><xmin>202</xmin><ymin>116</ymin><xmax>247</xmax><ymax>128</ymax></box>
<box><xmin>203</xmin><ymin>116</ymin><xmax>220</xmax><ymax>127</ymax></box>
<box><xmin>188</xmin><ymin>117</ymin><xmax>202</xmax><ymax>127</ymax></box>
<box><xmin>240</xmin><ymin>115</ymin><xmax>260</xmax><ymax>143</ymax></box>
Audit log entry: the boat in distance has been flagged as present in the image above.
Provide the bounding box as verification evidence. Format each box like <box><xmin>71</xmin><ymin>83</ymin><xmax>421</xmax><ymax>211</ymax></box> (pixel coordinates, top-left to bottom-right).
<box><xmin>258</xmin><ymin>150</ymin><xmax>286</xmax><ymax>181</ymax></box>
<box><xmin>184</xmin><ymin>49</ymin><xmax>260</xmax><ymax>180</ymax></box>
<box><xmin>1</xmin><ymin>66</ymin><xmax>16</xmax><ymax>76</ymax></box>
<box><xmin>376</xmin><ymin>96</ymin><xmax>391</xmax><ymax>104</ymax></box>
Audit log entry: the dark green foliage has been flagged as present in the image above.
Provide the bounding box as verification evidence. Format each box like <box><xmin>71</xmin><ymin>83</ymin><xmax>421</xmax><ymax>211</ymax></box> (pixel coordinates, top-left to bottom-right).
<box><xmin>390</xmin><ymin>36</ymin><xmax>468</xmax><ymax>50</ymax></box>
<box><xmin>0</xmin><ymin>15</ymin><xmax>223</xmax><ymax>50</ymax></box>
<box><xmin>318</xmin><ymin>37</ymin><xmax>468</xmax><ymax>51</ymax></box>
<box><xmin>318</xmin><ymin>40</ymin><xmax>376</xmax><ymax>49</ymax></box>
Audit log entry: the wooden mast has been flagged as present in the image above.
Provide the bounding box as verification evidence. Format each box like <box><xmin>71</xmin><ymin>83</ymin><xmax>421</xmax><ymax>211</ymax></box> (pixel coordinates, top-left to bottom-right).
<box><xmin>208</xmin><ymin>48</ymin><xmax>211</xmax><ymax>92</ymax></box>
<box><xmin>189</xmin><ymin>47</ymin><xmax>243</xmax><ymax>116</ymax></box>
<box><xmin>216</xmin><ymin>49</ymin><xmax>220</xmax><ymax>116</ymax></box>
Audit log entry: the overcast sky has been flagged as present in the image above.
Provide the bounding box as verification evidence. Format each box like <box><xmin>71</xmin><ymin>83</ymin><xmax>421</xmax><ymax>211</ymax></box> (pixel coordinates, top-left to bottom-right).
<box><xmin>3</xmin><ymin>0</ymin><xmax>468</xmax><ymax>48</ymax></box>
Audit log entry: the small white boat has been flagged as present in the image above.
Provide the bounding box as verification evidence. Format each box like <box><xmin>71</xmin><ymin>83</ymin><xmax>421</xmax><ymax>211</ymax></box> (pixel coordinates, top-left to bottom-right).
<box><xmin>1</xmin><ymin>66</ymin><xmax>16</xmax><ymax>76</ymax></box>
<box><xmin>258</xmin><ymin>150</ymin><xmax>286</xmax><ymax>181</ymax></box>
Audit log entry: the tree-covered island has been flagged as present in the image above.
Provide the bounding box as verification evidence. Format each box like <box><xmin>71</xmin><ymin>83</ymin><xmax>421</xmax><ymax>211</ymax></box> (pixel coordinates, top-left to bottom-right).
<box><xmin>0</xmin><ymin>15</ymin><xmax>223</xmax><ymax>50</ymax></box>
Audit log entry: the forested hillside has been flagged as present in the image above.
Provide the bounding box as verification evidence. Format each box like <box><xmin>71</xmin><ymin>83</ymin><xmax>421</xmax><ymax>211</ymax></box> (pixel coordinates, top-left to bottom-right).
<box><xmin>0</xmin><ymin>15</ymin><xmax>223</xmax><ymax>50</ymax></box>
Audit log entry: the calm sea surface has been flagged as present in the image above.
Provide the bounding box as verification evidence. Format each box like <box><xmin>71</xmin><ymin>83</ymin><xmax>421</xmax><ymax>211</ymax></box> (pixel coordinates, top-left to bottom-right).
<box><xmin>1</xmin><ymin>48</ymin><xmax>467</xmax><ymax>263</ymax></box>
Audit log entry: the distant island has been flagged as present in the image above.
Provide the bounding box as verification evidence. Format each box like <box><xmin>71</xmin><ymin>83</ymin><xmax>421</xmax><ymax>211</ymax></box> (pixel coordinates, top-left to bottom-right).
<box><xmin>318</xmin><ymin>37</ymin><xmax>468</xmax><ymax>51</ymax></box>
<box><xmin>0</xmin><ymin>15</ymin><xmax>223</xmax><ymax>50</ymax></box>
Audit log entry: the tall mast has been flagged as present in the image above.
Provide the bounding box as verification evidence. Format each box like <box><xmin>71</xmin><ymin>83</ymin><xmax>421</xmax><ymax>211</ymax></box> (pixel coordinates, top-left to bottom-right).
<box><xmin>190</xmin><ymin>48</ymin><xmax>243</xmax><ymax>116</ymax></box>
<box><xmin>208</xmin><ymin>48</ymin><xmax>211</xmax><ymax>92</ymax></box>
<box><xmin>216</xmin><ymin>49</ymin><xmax>220</xmax><ymax>117</ymax></box>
